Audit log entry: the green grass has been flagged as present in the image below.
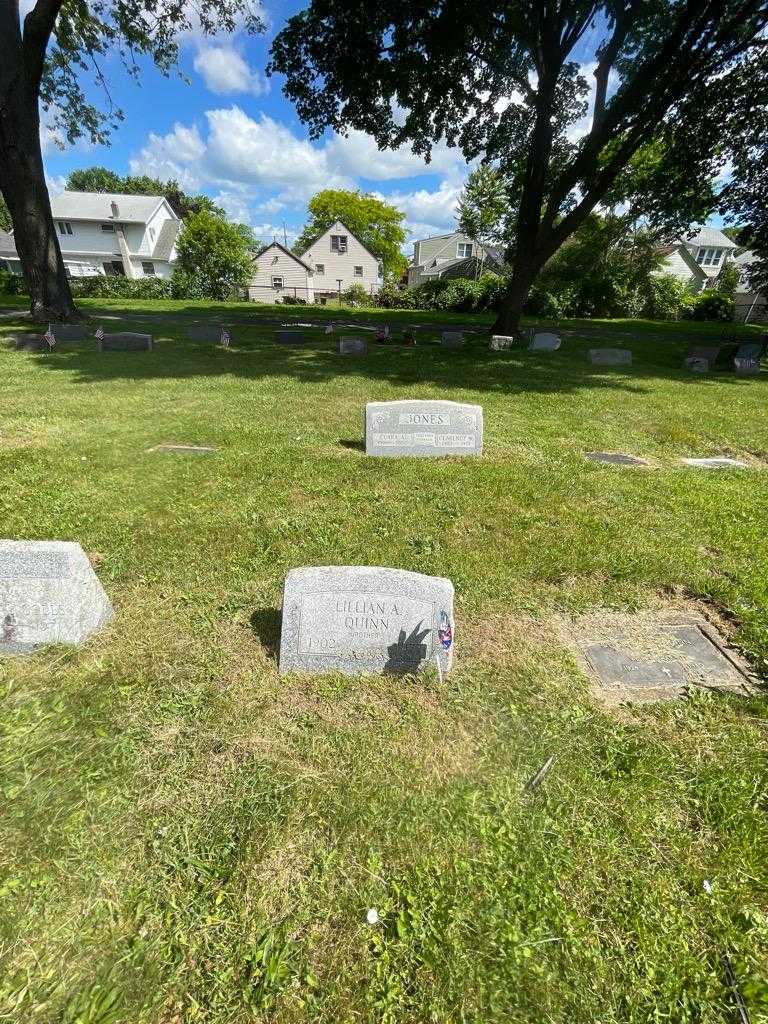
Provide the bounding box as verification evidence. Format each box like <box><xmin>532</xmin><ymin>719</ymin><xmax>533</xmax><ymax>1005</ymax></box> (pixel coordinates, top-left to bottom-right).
<box><xmin>1</xmin><ymin>302</ymin><xmax>767</xmax><ymax>1023</ymax></box>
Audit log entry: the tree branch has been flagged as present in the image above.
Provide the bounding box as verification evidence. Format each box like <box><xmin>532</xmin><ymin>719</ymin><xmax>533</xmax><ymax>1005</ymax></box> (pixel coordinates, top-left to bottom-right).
<box><xmin>22</xmin><ymin>0</ymin><xmax>63</xmax><ymax>90</ymax></box>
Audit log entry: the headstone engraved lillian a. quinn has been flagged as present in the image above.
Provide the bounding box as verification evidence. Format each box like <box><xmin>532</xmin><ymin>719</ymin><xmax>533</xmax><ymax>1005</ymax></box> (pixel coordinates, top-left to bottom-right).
<box><xmin>365</xmin><ymin>400</ymin><xmax>483</xmax><ymax>457</ymax></box>
<box><xmin>0</xmin><ymin>541</ymin><xmax>113</xmax><ymax>655</ymax></box>
<box><xmin>279</xmin><ymin>566</ymin><xmax>454</xmax><ymax>676</ymax></box>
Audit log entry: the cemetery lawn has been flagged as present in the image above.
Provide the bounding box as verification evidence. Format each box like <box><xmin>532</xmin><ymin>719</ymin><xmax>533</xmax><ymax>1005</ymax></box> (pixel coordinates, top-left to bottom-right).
<box><xmin>1</xmin><ymin>304</ymin><xmax>768</xmax><ymax>1023</ymax></box>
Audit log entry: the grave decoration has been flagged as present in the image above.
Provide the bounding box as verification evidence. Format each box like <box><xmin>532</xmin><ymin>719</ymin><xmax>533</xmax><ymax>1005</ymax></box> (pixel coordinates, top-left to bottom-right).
<box><xmin>365</xmin><ymin>399</ymin><xmax>483</xmax><ymax>457</ymax></box>
<box><xmin>279</xmin><ymin>565</ymin><xmax>454</xmax><ymax>677</ymax></box>
<box><xmin>0</xmin><ymin>540</ymin><xmax>113</xmax><ymax>655</ymax></box>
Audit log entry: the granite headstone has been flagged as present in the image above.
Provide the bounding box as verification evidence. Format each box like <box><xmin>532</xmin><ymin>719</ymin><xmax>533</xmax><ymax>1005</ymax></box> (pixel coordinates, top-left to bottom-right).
<box><xmin>186</xmin><ymin>324</ymin><xmax>232</xmax><ymax>343</ymax></box>
<box><xmin>489</xmin><ymin>335</ymin><xmax>515</xmax><ymax>351</ymax></box>
<box><xmin>12</xmin><ymin>333</ymin><xmax>47</xmax><ymax>352</ymax></box>
<box><xmin>683</xmin><ymin>345</ymin><xmax>720</xmax><ymax>372</ymax></box>
<box><xmin>588</xmin><ymin>348</ymin><xmax>632</xmax><ymax>366</ymax></box>
<box><xmin>279</xmin><ymin>565</ymin><xmax>454</xmax><ymax>676</ymax></box>
<box><xmin>529</xmin><ymin>332</ymin><xmax>562</xmax><ymax>352</ymax></box>
<box><xmin>52</xmin><ymin>323</ymin><xmax>87</xmax><ymax>342</ymax></box>
<box><xmin>0</xmin><ymin>540</ymin><xmax>113</xmax><ymax>655</ymax></box>
<box><xmin>441</xmin><ymin>331</ymin><xmax>465</xmax><ymax>348</ymax></box>
<box><xmin>339</xmin><ymin>336</ymin><xmax>368</xmax><ymax>355</ymax></box>
<box><xmin>98</xmin><ymin>332</ymin><xmax>153</xmax><ymax>351</ymax></box>
<box><xmin>365</xmin><ymin>399</ymin><xmax>483</xmax><ymax>457</ymax></box>
<box><xmin>276</xmin><ymin>331</ymin><xmax>307</xmax><ymax>345</ymax></box>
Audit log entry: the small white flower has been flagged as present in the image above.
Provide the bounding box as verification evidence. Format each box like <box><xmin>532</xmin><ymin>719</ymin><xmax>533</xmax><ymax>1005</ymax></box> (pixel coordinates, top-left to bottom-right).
<box><xmin>703</xmin><ymin>879</ymin><xmax>713</xmax><ymax>895</ymax></box>
<box><xmin>366</xmin><ymin>908</ymin><xmax>380</xmax><ymax>925</ymax></box>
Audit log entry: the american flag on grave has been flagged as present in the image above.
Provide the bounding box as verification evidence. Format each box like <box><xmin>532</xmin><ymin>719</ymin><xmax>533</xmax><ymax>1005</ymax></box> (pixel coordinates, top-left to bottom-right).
<box><xmin>43</xmin><ymin>325</ymin><xmax>56</xmax><ymax>349</ymax></box>
<box><xmin>220</xmin><ymin>328</ymin><xmax>231</xmax><ymax>347</ymax></box>
<box><xmin>95</xmin><ymin>327</ymin><xmax>104</xmax><ymax>342</ymax></box>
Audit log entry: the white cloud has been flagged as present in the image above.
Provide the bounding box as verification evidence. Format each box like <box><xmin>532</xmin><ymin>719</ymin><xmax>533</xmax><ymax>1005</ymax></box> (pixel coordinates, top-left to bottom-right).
<box><xmin>46</xmin><ymin>173</ymin><xmax>67</xmax><ymax>197</ymax></box>
<box><xmin>193</xmin><ymin>45</ymin><xmax>268</xmax><ymax>96</ymax></box>
<box><xmin>129</xmin><ymin>122</ymin><xmax>206</xmax><ymax>189</ymax></box>
<box><xmin>377</xmin><ymin>180</ymin><xmax>462</xmax><ymax>239</ymax></box>
<box><xmin>327</xmin><ymin>129</ymin><xmax>467</xmax><ymax>183</ymax></box>
<box><xmin>255</xmin><ymin>197</ymin><xmax>287</xmax><ymax>215</ymax></box>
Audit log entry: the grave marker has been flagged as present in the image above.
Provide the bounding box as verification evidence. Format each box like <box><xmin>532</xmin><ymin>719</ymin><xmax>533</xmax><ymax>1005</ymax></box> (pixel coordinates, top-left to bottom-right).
<box><xmin>12</xmin><ymin>333</ymin><xmax>47</xmax><ymax>352</ymax></box>
<box><xmin>186</xmin><ymin>324</ymin><xmax>233</xmax><ymax>343</ymax></box>
<box><xmin>683</xmin><ymin>345</ymin><xmax>720</xmax><ymax>372</ymax></box>
<box><xmin>365</xmin><ymin>399</ymin><xmax>483</xmax><ymax>457</ymax></box>
<box><xmin>276</xmin><ymin>331</ymin><xmax>307</xmax><ymax>345</ymax></box>
<box><xmin>279</xmin><ymin>566</ymin><xmax>454</xmax><ymax>676</ymax></box>
<box><xmin>490</xmin><ymin>335</ymin><xmax>515</xmax><ymax>351</ymax></box>
<box><xmin>441</xmin><ymin>331</ymin><xmax>465</xmax><ymax>348</ymax></box>
<box><xmin>97</xmin><ymin>332</ymin><xmax>153</xmax><ymax>352</ymax></box>
<box><xmin>588</xmin><ymin>348</ymin><xmax>632</xmax><ymax>366</ymax></box>
<box><xmin>585</xmin><ymin>451</ymin><xmax>648</xmax><ymax>466</ymax></box>
<box><xmin>680</xmin><ymin>457</ymin><xmax>749</xmax><ymax>469</ymax></box>
<box><xmin>52</xmin><ymin>323</ymin><xmax>87</xmax><ymax>342</ymax></box>
<box><xmin>339</xmin><ymin>336</ymin><xmax>368</xmax><ymax>355</ymax></box>
<box><xmin>529</xmin><ymin>332</ymin><xmax>562</xmax><ymax>352</ymax></box>
<box><xmin>734</xmin><ymin>343</ymin><xmax>763</xmax><ymax>375</ymax></box>
<box><xmin>0</xmin><ymin>540</ymin><xmax>113</xmax><ymax>655</ymax></box>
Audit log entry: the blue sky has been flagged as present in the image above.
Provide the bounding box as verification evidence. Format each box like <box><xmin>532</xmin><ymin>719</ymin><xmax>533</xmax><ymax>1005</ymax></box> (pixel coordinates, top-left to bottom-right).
<box><xmin>40</xmin><ymin>3</ymin><xmax>723</xmax><ymax>248</ymax></box>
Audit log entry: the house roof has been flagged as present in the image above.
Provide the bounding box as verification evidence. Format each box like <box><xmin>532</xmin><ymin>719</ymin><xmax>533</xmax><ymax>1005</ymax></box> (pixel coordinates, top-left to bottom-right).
<box><xmin>682</xmin><ymin>226</ymin><xmax>737</xmax><ymax>249</ymax></box>
<box><xmin>299</xmin><ymin>220</ymin><xmax>379</xmax><ymax>263</ymax></box>
<box><xmin>254</xmin><ymin>241</ymin><xmax>313</xmax><ymax>272</ymax></box>
<box><xmin>660</xmin><ymin>242</ymin><xmax>706</xmax><ymax>278</ymax></box>
<box><xmin>733</xmin><ymin>249</ymin><xmax>757</xmax><ymax>266</ymax></box>
<box><xmin>151</xmin><ymin>219</ymin><xmax>180</xmax><ymax>261</ymax></box>
<box><xmin>50</xmin><ymin>191</ymin><xmax>172</xmax><ymax>224</ymax></box>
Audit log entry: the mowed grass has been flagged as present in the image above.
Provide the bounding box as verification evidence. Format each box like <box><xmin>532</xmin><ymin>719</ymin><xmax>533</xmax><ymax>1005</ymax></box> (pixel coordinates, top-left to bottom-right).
<box><xmin>1</xmin><ymin>303</ymin><xmax>767</xmax><ymax>1023</ymax></box>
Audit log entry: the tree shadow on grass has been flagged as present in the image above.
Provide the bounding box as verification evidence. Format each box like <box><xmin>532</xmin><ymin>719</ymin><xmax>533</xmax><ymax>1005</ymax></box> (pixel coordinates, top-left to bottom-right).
<box><xmin>250</xmin><ymin>608</ymin><xmax>281</xmax><ymax>658</ymax></box>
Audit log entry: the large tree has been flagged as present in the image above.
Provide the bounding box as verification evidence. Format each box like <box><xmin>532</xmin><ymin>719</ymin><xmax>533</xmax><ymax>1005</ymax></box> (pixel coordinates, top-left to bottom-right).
<box><xmin>269</xmin><ymin>0</ymin><xmax>768</xmax><ymax>335</ymax></box>
<box><xmin>174</xmin><ymin>211</ymin><xmax>252</xmax><ymax>300</ymax></box>
<box><xmin>294</xmin><ymin>189</ymin><xmax>407</xmax><ymax>278</ymax></box>
<box><xmin>0</xmin><ymin>1</ymin><xmax>262</xmax><ymax>320</ymax></box>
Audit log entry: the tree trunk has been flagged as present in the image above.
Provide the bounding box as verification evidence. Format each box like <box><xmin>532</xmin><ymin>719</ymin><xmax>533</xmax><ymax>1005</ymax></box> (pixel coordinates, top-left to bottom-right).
<box><xmin>491</xmin><ymin>253</ymin><xmax>540</xmax><ymax>336</ymax></box>
<box><xmin>0</xmin><ymin>65</ymin><xmax>78</xmax><ymax>320</ymax></box>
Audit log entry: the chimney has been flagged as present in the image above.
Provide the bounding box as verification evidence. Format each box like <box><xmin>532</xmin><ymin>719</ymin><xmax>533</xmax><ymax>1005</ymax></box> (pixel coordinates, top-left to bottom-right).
<box><xmin>110</xmin><ymin>201</ymin><xmax>119</xmax><ymax>218</ymax></box>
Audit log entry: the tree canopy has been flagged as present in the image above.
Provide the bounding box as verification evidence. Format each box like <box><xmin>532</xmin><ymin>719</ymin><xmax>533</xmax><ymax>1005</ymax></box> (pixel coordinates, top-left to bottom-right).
<box><xmin>270</xmin><ymin>0</ymin><xmax>768</xmax><ymax>332</ymax></box>
<box><xmin>174</xmin><ymin>211</ymin><xmax>253</xmax><ymax>301</ymax></box>
<box><xmin>456</xmin><ymin>166</ymin><xmax>509</xmax><ymax>272</ymax></box>
<box><xmin>294</xmin><ymin>190</ymin><xmax>407</xmax><ymax>278</ymax></box>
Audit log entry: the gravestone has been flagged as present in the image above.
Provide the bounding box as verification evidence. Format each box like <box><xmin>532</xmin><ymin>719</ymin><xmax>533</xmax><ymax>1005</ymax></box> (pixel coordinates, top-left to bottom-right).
<box><xmin>12</xmin><ymin>333</ymin><xmax>47</xmax><ymax>352</ymax></box>
<box><xmin>529</xmin><ymin>332</ymin><xmax>562</xmax><ymax>352</ymax></box>
<box><xmin>276</xmin><ymin>331</ymin><xmax>307</xmax><ymax>345</ymax></box>
<box><xmin>490</xmin><ymin>335</ymin><xmax>515</xmax><ymax>351</ymax></box>
<box><xmin>52</xmin><ymin>323</ymin><xmax>87</xmax><ymax>342</ymax></box>
<box><xmin>585</xmin><ymin>451</ymin><xmax>648</xmax><ymax>466</ymax></box>
<box><xmin>734</xmin><ymin>343</ymin><xmax>762</xmax><ymax>375</ymax></box>
<box><xmin>279</xmin><ymin>566</ymin><xmax>454</xmax><ymax>677</ymax></box>
<box><xmin>588</xmin><ymin>348</ymin><xmax>632</xmax><ymax>366</ymax></box>
<box><xmin>683</xmin><ymin>345</ymin><xmax>720</xmax><ymax>372</ymax></box>
<box><xmin>186</xmin><ymin>324</ymin><xmax>232</xmax><ymax>343</ymax></box>
<box><xmin>680</xmin><ymin>457</ymin><xmax>749</xmax><ymax>469</ymax></box>
<box><xmin>365</xmin><ymin>399</ymin><xmax>483</xmax><ymax>457</ymax></box>
<box><xmin>441</xmin><ymin>331</ymin><xmax>465</xmax><ymax>348</ymax></box>
<box><xmin>339</xmin><ymin>336</ymin><xmax>368</xmax><ymax>355</ymax></box>
<box><xmin>151</xmin><ymin>444</ymin><xmax>216</xmax><ymax>455</ymax></box>
<box><xmin>0</xmin><ymin>540</ymin><xmax>113</xmax><ymax>655</ymax></box>
<box><xmin>98</xmin><ymin>332</ymin><xmax>153</xmax><ymax>352</ymax></box>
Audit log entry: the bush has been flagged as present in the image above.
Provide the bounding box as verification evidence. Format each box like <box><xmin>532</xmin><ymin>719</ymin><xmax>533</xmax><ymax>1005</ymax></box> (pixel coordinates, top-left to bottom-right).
<box><xmin>0</xmin><ymin>269</ymin><xmax>26</xmax><ymax>295</ymax></box>
<box><xmin>638</xmin><ymin>273</ymin><xmax>688</xmax><ymax>321</ymax></box>
<box><xmin>175</xmin><ymin>211</ymin><xmax>252</xmax><ymax>300</ymax></box>
<box><xmin>375</xmin><ymin>281</ymin><xmax>417</xmax><ymax>309</ymax></box>
<box><xmin>341</xmin><ymin>282</ymin><xmax>370</xmax><ymax>307</ymax></box>
<box><xmin>408</xmin><ymin>273</ymin><xmax>505</xmax><ymax>313</ymax></box>
<box><xmin>682</xmin><ymin>291</ymin><xmax>735</xmax><ymax>322</ymax></box>
<box><xmin>70</xmin><ymin>275</ymin><xmax>174</xmax><ymax>299</ymax></box>
<box><xmin>281</xmin><ymin>294</ymin><xmax>307</xmax><ymax>305</ymax></box>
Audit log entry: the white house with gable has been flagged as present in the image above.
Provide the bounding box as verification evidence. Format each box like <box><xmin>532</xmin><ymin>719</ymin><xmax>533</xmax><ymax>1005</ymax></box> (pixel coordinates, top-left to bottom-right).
<box><xmin>248</xmin><ymin>242</ymin><xmax>315</xmax><ymax>303</ymax></box>
<box><xmin>0</xmin><ymin>190</ymin><xmax>180</xmax><ymax>280</ymax></box>
<box><xmin>407</xmin><ymin>231</ymin><xmax>496</xmax><ymax>288</ymax></box>
<box><xmin>657</xmin><ymin>225</ymin><xmax>738</xmax><ymax>292</ymax></box>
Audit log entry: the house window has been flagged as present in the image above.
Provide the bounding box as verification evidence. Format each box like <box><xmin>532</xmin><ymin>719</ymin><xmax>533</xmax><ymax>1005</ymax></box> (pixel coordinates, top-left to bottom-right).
<box><xmin>354</xmin><ymin>265</ymin><xmax>363</xmax><ymax>277</ymax></box>
<box><xmin>141</xmin><ymin>261</ymin><xmax>156</xmax><ymax>276</ymax></box>
<box><xmin>100</xmin><ymin>223</ymin><xmax>115</xmax><ymax>232</ymax></box>
<box><xmin>315</xmin><ymin>263</ymin><xmax>325</xmax><ymax>275</ymax></box>
<box><xmin>330</xmin><ymin>234</ymin><xmax>348</xmax><ymax>253</ymax></box>
<box><xmin>58</xmin><ymin>221</ymin><xmax>73</xmax><ymax>236</ymax></box>
<box><xmin>696</xmin><ymin>247</ymin><xmax>723</xmax><ymax>267</ymax></box>
<box><xmin>103</xmin><ymin>260</ymin><xmax>125</xmax><ymax>276</ymax></box>
<box><xmin>272</xmin><ymin>275</ymin><xmax>284</xmax><ymax>289</ymax></box>
<box><xmin>457</xmin><ymin>242</ymin><xmax>473</xmax><ymax>258</ymax></box>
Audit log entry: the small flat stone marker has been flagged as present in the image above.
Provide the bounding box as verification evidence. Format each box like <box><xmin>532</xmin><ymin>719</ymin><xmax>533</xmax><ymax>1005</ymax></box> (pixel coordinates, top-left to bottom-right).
<box><xmin>490</xmin><ymin>335</ymin><xmax>515</xmax><ymax>351</ymax></box>
<box><xmin>275</xmin><ymin>331</ymin><xmax>307</xmax><ymax>345</ymax></box>
<box><xmin>586</xmin><ymin>644</ymin><xmax>686</xmax><ymax>687</ymax></box>
<box><xmin>441</xmin><ymin>331</ymin><xmax>465</xmax><ymax>348</ymax></box>
<box><xmin>98</xmin><ymin>332</ymin><xmax>153</xmax><ymax>351</ymax></box>
<box><xmin>529</xmin><ymin>332</ymin><xmax>562</xmax><ymax>352</ymax></box>
<box><xmin>680</xmin><ymin>457</ymin><xmax>749</xmax><ymax>469</ymax></box>
<box><xmin>585</xmin><ymin>451</ymin><xmax>648</xmax><ymax>466</ymax></box>
<box><xmin>339</xmin><ymin>336</ymin><xmax>367</xmax><ymax>355</ymax></box>
<box><xmin>588</xmin><ymin>348</ymin><xmax>632</xmax><ymax>366</ymax></box>
<box><xmin>52</xmin><ymin>323</ymin><xmax>87</xmax><ymax>342</ymax></box>
<box><xmin>0</xmin><ymin>540</ymin><xmax>113</xmax><ymax>655</ymax></box>
<box><xmin>186</xmin><ymin>324</ymin><xmax>232</xmax><ymax>343</ymax></box>
<box><xmin>279</xmin><ymin>565</ymin><xmax>454</xmax><ymax>677</ymax></box>
<box><xmin>365</xmin><ymin>399</ymin><xmax>483</xmax><ymax>457</ymax></box>
<box><xmin>151</xmin><ymin>444</ymin><xmax>216</xmax><ymax>455</ymax></box>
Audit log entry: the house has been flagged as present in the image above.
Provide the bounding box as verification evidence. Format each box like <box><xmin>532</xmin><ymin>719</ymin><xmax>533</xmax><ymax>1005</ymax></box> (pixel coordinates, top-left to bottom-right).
<box><xmin>407</xmin><ymin>231</ymin><xmax>498</xmax><ymax>287</ymax></box>
<box><xmin>658</xmin><ymin>226</ymin><xmax>738</xmax><ymax>292</ymax></box>
<box><xmin>732</xmin><ymin>250</ymin><xmax>767</xmax><ymax>323</ymax></box>
<box><xmin>248</xmin><ymin>242</ymin><xmax>314</xmax><ymax>303</ymax></box>
<box><xmin>247</xmin><ymin>221</ymin><xmax>382</xmax><ymax>304</ymax></box>
<box><xmin>0</xmin><ymin>191</ymin><xmax>180</xmax><ymax>279</ymax></box>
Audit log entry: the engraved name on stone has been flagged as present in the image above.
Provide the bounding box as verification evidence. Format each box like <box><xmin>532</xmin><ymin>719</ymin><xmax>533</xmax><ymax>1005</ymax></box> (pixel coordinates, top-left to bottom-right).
<box><xmin>365</xmin><ymin>400</ymin><xmax>483</xmax><ymax>457</ymax></box>
<box><xmin>298</xmin><ymin>592</ymin><xmax>433</xmax><ymax>654</ymax></box>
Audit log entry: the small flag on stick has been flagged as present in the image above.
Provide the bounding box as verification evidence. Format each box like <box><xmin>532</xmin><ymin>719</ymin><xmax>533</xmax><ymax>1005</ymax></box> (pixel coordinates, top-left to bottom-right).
<box><xmin>95</xmin><ymin>327</ymin><xmax>104</xmax><ymax>342</ymax></box>
<box><xmin>220</xmin><ymin>328</ymin><xmax>231</xmax><ymax>347</ymax></box>
<box><xmin>43</xmin><ymin>324</ymin><xmax>56</xmax><ymax>350</ymax></box>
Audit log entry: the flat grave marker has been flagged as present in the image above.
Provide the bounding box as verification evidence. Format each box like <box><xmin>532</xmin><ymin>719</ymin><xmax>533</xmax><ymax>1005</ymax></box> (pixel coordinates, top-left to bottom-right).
<box><xmin>490</xmin><ymin>335</ymin><xmax>515</xmax><ymax>351</ymax></box>
<box><xmin>150</xmin><ymin>444</ymin><xmax>217</xmax><ymax>455</ymax></box>
<box><xmin>365</xmin><ymin>399</ymin><xmax>483</xmax><ymax>457</ymax></box>
<box><xmin>279</xmin><ymin>565</ymin><xmax>454</xmax><ymax>677</ymax></box>
<box><xmin>275</xmin><ymin>331</ymin><xmax>307</xmax><ymax>345</ymax></box>
<box><xmin>0</xmin><ymin>540</ymin><xmax>113</xmax><ymax>655</ymax></box>
<box><xmin>97</xmin><ymin>332</ymin><xmax>153</xmax><ymax>352</ymax></box>
<box><xmin>529</xmin><ymin>332</ymin><xmax>562</xmax><ymax>352</ymax></box>
<box><xmin>441</xmin><ymin>331</ymin><xmax>465</xmax><ymax>348</ymax></box>
<box><xmin>680</xmin><ymin>457</ymin><xmax>749</xmax><ymax>469</ymax></box>
<box><xmin>588</xmin><ymin>348</ymin><xmax>632</xmax><ymax>366</ymax></box>
<box><xmin>585</xmin><ymin>451</ymin><xmax>648</xmax><ymax>467</ymax></box>
<box><xmin>339</xmin><ymin>336</ymin><xmax>368</xmax><ymax>355</ymax></box>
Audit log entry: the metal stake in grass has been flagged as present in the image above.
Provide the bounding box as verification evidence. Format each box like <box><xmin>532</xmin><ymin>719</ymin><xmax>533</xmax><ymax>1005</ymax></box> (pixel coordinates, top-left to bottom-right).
<box><xmin>434</xmin><ymin>651</ymin><xmax>443</xmax><ymax>684</ymax></box>
<box><xmin>524</xmin><ymin>754</ymin><xmax>556</xmax><ymax>793</ymax></box>
<box><xmin>721</xmin><ymin>953</ymin><xmax>751</xmax><ymax>1024</ymax></box>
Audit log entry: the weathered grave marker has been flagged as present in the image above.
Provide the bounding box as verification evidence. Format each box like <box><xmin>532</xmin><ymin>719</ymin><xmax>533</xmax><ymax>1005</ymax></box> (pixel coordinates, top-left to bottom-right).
<box><xmin>0</xmin><ymin>540</ymin><xmax>113</xmax><ymax>655</ymax></box>
<box><xmin>97</xmin><ymin>332</ymin><xmax>153</xmax><ymax>352</ymax></box>
<box><xmin>683</xmin><ymin>345</ymin><xmax>720</xmax><ymax>372</ymax></box>
<box><xmin>734</xmin><ymin>342</ymin><xmax>763</xmax><ymax>375</ymax></box>
<box><xmin>279</xmin><ymin>566</ymin><xmax>454</xmax><ymax>676</ymax></box>
<box><xmin>441</xmin><ymin>331</ymin><xmax>465</xmax><ymax>348</ymax></box>
<box><xmin>339</xmin><ymin>336</ymin><xmax>368</xmax><ymax>355</ymax></box>
<box><xmin>186</xmin><ymin>324</ymin><xmax>233</xmax><ymax>343</ymax></box>
<box><xmin>585</xmin><ymin>451</ymin><xmax>648</xmax><ymax>466</ymax></box>
<box><xmin>588</xmin><ymin>348</ymin><xmax>632</xmax><ymax>366</ymax></box>
<box><xmin>529</xmin><ymin>332</ymin><xmax>562</xmax><ymax>352</ymax></box>
<box><xmin>276</xmin><ymin>331</ymin><xmax>307</xmax><ymax>345</ymax></box>
<box><xmin>680</xmin><ymin>457</ymin><xmax>749</xmax><ymax>469</ymax></box>
<box><xmin>490</xmin><ymin>335</ymin><xmax>515</xmax><ymax>351</ymax></box>
<box><xmin>365</xmin><ymin>399</ymin><xmax>483</xmax><ymax>457</ymax></box>
<box><xmin>12</xmin><ymin>333</ymin><xmax>47</xmax><ymax>352</ymax></box>
<box><xmin>150</xmin><ymin>444</ymin><xmax>216</xmax><ymax>455</ymax></box>
<box><xmin>52</xmin><ymin>323</ymin><xmax>87</xmax><ymax>342</ymax></box>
